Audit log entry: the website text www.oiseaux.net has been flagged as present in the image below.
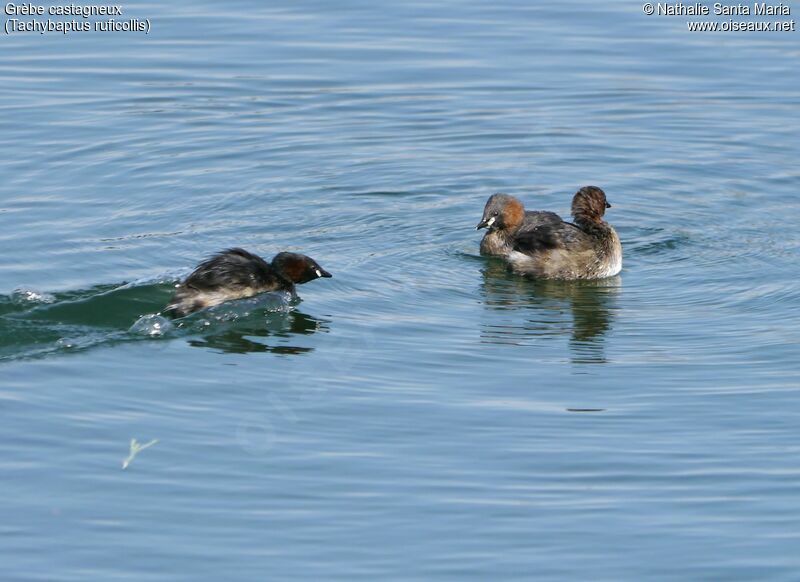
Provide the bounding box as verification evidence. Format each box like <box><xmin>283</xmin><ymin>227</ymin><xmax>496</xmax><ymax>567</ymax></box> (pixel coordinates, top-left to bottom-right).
<box><xmin>687</xmin><ymin>19</ymin><xmax>795</xmax><ymax>31</ymax></box>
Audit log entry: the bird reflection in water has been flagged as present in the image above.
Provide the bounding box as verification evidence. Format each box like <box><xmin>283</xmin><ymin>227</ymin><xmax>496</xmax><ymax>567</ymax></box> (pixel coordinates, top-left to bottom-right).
<box><xmin>186</xmin><ymin>309</ymin><xmax>329</xmax><ymax>355</ymax></box>
<box><xmin>479</xmin><ymin>260</ymin><xmax>619</xmax><ymax>364</ymax></box>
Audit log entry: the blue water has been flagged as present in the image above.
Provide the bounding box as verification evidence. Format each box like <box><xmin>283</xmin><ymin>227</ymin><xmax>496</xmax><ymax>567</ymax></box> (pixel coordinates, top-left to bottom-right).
<box><xmin>2</xmin><ymin>1</ymin><xmax>799</xmax><ymax>579</ymax></box>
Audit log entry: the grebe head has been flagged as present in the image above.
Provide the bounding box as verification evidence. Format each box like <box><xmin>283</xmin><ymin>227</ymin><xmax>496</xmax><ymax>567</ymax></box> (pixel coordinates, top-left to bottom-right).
<box><xmin>272</xmin><ymin>252</ymin><xmax>332</xmax><ymax>284</ymax></box>
<box><xmin>477</xmin><ymin>193</ymin><xmax>525</xmax><ymax>232</ymax></box>
<box><xmin>571</xmin><ymin>186</ymin><xmax>611</xmax><ymax>223</ymax></box>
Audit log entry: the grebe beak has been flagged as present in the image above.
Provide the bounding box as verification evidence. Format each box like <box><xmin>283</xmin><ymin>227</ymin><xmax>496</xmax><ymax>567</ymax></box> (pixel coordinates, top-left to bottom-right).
<box><xmin>476</xmin><ymin>216</ymin><xmax>495</xmax><ymax>230</ymax></box>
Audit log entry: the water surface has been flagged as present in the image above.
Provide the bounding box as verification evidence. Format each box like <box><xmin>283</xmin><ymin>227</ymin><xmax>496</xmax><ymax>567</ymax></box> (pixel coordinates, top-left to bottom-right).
<box><xmin>1</xmin><ymin>1</ymin><xmax>799</xmax><ymax>579</ymax></box>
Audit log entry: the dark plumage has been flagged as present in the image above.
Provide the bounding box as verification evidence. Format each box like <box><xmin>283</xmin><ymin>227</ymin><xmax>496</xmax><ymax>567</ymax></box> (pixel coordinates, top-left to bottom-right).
<box><xmin>476</xmin><ymin>187</ymin><xmax>622</xmax><ymax>280</ymax></box>
<box><xmin>165</xmin><ymin>248</ymin><xmax>331</xmax><ymax>317</ymax></box>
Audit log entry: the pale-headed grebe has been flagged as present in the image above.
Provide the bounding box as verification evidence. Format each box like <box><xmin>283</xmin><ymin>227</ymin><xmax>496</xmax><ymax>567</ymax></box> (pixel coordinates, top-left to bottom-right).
<box><xmin>477</xmin><ymin>186</ymin><xmax>622</xmax><ymax>280</ymax></box>
<box><xmin>165</xmin><ymin>248</ymin><xmax>331</xmax><ymax>317</ymax></box>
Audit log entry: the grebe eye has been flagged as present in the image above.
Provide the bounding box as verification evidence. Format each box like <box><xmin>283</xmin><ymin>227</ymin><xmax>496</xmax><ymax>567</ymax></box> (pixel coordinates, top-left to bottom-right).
<box><xmin>492</xmin><ymin>211</ymin><xmax>499</xmax><ymax>216</ymax></box>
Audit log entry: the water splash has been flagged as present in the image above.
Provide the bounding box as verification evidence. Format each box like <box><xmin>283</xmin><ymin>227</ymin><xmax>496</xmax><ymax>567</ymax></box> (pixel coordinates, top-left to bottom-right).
<box><xmin>11</xmin><ymin>288</ymin><xmax>56</xmax><ymax>305</ymax></box>
<box><xmin>129</xmin><ymin>314</ymin><xmax>174</xmax><ymax>337</ymax></box>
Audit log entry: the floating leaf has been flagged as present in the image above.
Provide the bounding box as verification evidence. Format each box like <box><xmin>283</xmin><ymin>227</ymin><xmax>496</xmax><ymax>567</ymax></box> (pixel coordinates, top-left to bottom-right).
<box><xmin>122</xmin><ymin>438</ymin><xmax>159</xmax><ymax>470</ymax></box>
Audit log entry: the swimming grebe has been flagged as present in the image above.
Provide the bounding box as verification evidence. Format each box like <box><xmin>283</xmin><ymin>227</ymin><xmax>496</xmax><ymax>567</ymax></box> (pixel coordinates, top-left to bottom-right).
<box><xmin>165</xmin><ymin>248</ymin><xmax>331</xmax><ymax>317</ymax></box>
<box><xmin>477</xmin><ymin>187</ymin><xmax>622</xmax><ymax>280</ymax></box>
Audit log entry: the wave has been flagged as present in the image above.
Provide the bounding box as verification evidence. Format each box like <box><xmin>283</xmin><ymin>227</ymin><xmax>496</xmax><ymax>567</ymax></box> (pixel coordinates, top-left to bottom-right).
<box><xmin>0</xmin><ymin>278</ymin><xmax>326</xmax><ymax>362</ymax></box>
